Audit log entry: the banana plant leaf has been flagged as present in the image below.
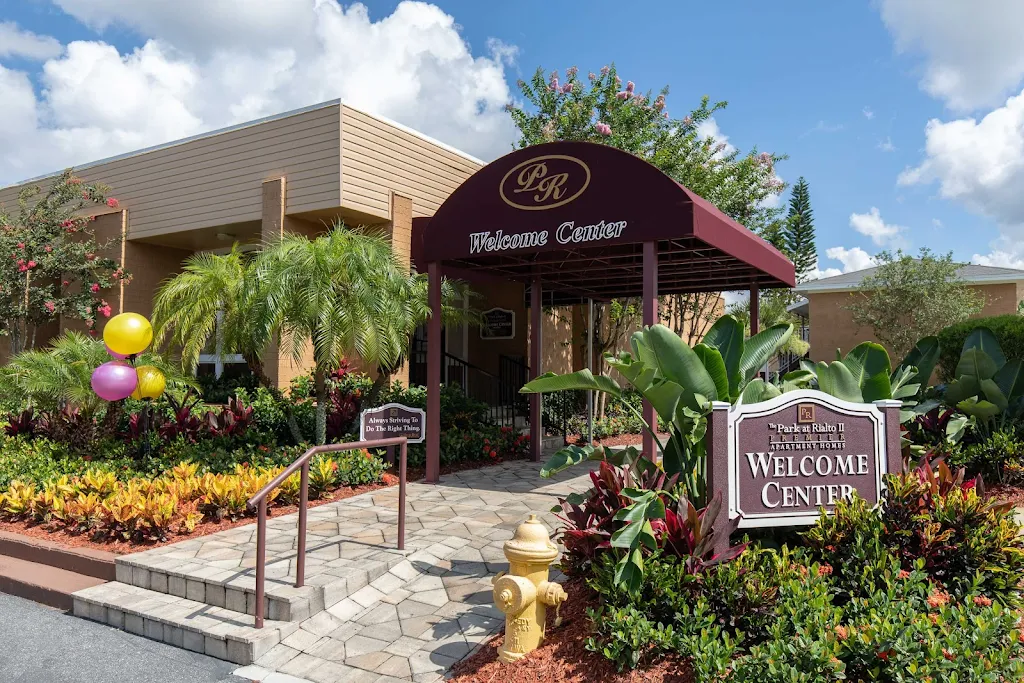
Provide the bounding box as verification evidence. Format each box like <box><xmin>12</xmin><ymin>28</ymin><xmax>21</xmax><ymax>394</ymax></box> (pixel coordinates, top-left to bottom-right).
<box><xmin>520</xmin><ymin>368</ymin><xmax>622</xmax><ymax>397</ymax></box>
<box><xmin>897</xmin><ymin>336</ymin><xmax>940</xmax><ymax>388</ymax></box>
<box><xmin>963</xmin><ymin>327</ymin><xmax>1005</xmax><ymax>371</ymax></box>
<box><xmin>740</xmin><ymin>378</ymin><xmax>782</xmax><ymax>404</ymax></box>
<box><xmin>842</xmin><ymin>342</ymin><xmax>893</xmax><ymax>402</ymax></box>
<box><xmin>702</xmin><ymin>315</ymin><xmax>744</xmax><ymax>395</ymax></box>
<box><xmin>944</xmin><ymin>375</ymin><xmax>980</xmax><ymax>405</ymax></box>
<box><xmin>693</xmin><ymin>343</ymin><xmax>729</xmax><ymax>402</ymax></box>
<box><xmin>956</xmin><ymin>348</ymin><xmax>999</xmax><ymax>382</ymax></box>
<box><xmin>738</xmin><ymin>324</ymin><xmax>794</xmax><ymax>382</ymax></box>
<box><xmin>995</xmin><ymin>359</ymin><xmax>1024</xmax><ymax>405</ymax></box>
<box><xmin>956</xmin><ymin>397</ymin><xmax>1001</xmax><ymax>421</ymax></box>
<box><xmin>815</xmin><ymin>360</ymin><xmax>863</xmax><ymax>402</ymax></box>
<box><xmin>979</xmin><ymin>378</ymin><xmax>1008</xmax><ymax>412</ymax></box>
<box><xmin>643</xmin><ymin>325</ymin><xmax>719</xmax><ymax>409</ymax></box>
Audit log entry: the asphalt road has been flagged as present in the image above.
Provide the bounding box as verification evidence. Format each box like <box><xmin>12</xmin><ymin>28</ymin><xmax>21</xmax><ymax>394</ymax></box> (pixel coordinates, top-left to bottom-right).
<box><xmin>0</xmin><ymin>592</ymin><xmax>250</xmax><ymax>683</ymax></box>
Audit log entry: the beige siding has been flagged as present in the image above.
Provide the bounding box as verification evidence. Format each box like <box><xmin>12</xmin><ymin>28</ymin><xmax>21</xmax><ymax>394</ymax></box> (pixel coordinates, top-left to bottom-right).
<box><xmin>0</xmin><ymin>103</ymin><xmax>342</xmax><ymax>239</ymax></box>
<box><xmin>340</xmin><ymin>105</ymin><xmax>481</xmax><ymax>220</ymax></box>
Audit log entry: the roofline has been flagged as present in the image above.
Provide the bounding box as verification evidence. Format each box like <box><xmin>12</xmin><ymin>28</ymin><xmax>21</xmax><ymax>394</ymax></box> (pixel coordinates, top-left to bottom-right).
<box><xmin>2</xmin><ymin>99</ymin><xmax>483</xmax><ymax>190</ymax></box>
<box><xmin>796</xmin><ymin>271</ymin><xmax>1024</xmax><ymax>294</ymax></box>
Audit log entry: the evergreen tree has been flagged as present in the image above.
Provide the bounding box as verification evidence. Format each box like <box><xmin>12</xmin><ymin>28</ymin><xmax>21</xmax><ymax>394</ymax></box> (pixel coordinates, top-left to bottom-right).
<box><xmin>784</xmin><ymin>177</ymin><xmax>817</xmax><ymax>281</ymax></box>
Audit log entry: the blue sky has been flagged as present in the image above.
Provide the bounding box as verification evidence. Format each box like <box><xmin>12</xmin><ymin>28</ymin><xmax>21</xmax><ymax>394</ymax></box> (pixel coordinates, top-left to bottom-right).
<box><xmin>2</xmin><ymin>0</ymin><xmax>1024</xmax><ymax>276</ymax></box>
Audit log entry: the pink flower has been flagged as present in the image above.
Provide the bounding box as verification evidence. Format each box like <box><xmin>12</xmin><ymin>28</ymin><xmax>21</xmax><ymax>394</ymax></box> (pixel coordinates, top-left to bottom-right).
<box><xmin>27</xmin><ymin>260</ymin><xmax>36</xmax><ymax>268</ymax></box>
<box><xmin>16</xmin><ymin>242</ymin><xmax>24</xmax><ymax>249</ymax></box>
<box><xmin>626</xmin><ymin>80</ymin><xmax>635</xmax><ymax>93</ymax></box>
<box><xmin>566</xmin><ymin>66</ymin><xmax>578</xmax><ymax>78</ymax></box>
<box><xmin>548</xmin><ymin>77</ymin><xmax>559</xmax><ymax>92</ymax></box>
<box><xmin>99</xmin><ymin>305</ymin><xmax>112</xmax><ymax>318</ymax></box>
<box><xmin>683</xmin><ymin>115</ymin><xmax>693</xmax><ymax>126</ymax></box>
<box><xmin>561</xmin><ymin>82</ymin><xmax>573</xmax><ymax>94</ymax></box>
<box><xmin>44</xmin><ymin>301</ymin><xmax>55</xmax><ymax>312</ymax></box>
<box><xmin>654</xmin><ymin>95</ymin><xmax>666</xmax><ymax>111</ymax></box>
<box><xmin>595</xmin><ymin>122</ymin><xmax>612</xmax><ymax>136</ymax></box>
<box><xmin>106</xmin><ymin>197</ymin><xmax>119</xmax><ymax>208</ymax></box>
<box><xmin>85</xmin><ymin>306</ymin><xmax>92</xmax><ymax>314</ymax></box>
<box><xmin>588</xmin><ymin>71</ymin><xmax>596</xmax><ymax>80</ymax></box>
<box><xmin>62</xmin><ymin>280</ymin><xmax>69</xmax><ymax>286</ymax></box>
<box><xmin>90</xmin><ymin>283</ymin><xmax>100</xmax><ymax>293</ymax></box>
<box><xmin>85</xmin><ymin>253</ymin><xmax>95</xmax><ymax>261</ymax></box>
<box><xmin>600</xmin><ymin>65</ymin><xmax>609</xmax><ymax>76</ymax></box>
<box><xmin>18</xmin><ymin>265</ymin><xmax>27</xmax><ymax>272</ymax></box>
<box><xmin>663</xmin><ymin>111</ymin><xmax>669</xmax><ymax>118</ymax></box>
<box><xmin>759</xmin><ymin>152</ymin><xmax>772</xmax><ymax>164</ymax></box>
<box><xmin>68</xmin><ymin>177</ymin><xmax>81</xmax><ymax>185</ymax></box>
<box><xmin>82</xmin><ymin>190</ymin><xmax>90</xmax><ymax>199</ymax></box>
<box><xmin>616</xmin><ymin>91</ymin><xmax>629</xmax><ymax>100</ymax></box>
<box><xmin>44</xmin><ymin>245</ymin><xmax>52</xmax><ymax>253</ymax></box>
<box><xmin>16</xmin><ymin>258</ymin><xmax>23</xmax><ymax>265</ymax></box>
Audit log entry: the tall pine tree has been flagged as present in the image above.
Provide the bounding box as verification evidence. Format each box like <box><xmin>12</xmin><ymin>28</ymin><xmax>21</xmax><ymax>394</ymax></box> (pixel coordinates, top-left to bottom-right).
<box><xmin>784</xmin><ymin>177</ymin><xmax>817</xmax><ymax>281</ymax></box>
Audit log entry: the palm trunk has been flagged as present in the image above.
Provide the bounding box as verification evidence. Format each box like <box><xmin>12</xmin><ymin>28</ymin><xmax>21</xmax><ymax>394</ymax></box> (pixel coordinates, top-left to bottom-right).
<box><xmin>313</xmin><ymin>365</ymin><xmax>327</xmax><ymax>446</ymax></box>
<box><xmin>366</xmin><ymin>368</ymin><xmax>390</xmax><ymax>407</ymax></box>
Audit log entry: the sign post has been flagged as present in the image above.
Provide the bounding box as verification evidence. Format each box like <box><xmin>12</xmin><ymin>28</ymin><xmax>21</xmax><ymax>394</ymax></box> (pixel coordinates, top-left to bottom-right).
<box><xmin>360</xmin><ymin>403</ymin><xmax>426</xmax><ymax>444</ymax></box>
<box><xmin>706</xmin><ymin>390</ymin><xmax>903</xmax><ymax>553</ymax></box>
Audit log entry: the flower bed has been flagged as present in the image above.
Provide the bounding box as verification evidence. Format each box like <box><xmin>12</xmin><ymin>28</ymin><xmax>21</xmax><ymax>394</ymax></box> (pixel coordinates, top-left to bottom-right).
<box><xmin>454</xmin><ymin>452</ymin><xmax>1024</xmax><ymax>681</ymax></box>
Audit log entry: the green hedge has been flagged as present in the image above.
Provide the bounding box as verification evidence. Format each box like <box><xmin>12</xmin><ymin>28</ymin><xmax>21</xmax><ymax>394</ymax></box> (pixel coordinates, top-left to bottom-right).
<box><xmin>937</xmin><ymin>314</ymin><xmax>1024</xmax><ymax>380</ymax></box>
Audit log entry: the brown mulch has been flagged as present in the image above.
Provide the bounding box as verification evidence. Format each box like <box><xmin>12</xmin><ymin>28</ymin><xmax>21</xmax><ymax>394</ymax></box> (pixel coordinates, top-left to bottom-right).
<box><xmin>988</xmin><ymin>483</ymin><xmax>1024</xmax><ymax>506</ymax></box>
<box><xmin>0</xmin><ymin>455</ymin><xmax>530</xmax><ymax>556</ymax></box>
<box><xmin>565</xmin><ymin>432</ymin><xmax>671</xmax><ymax>449</ymax></box>
<box><xmin>449</xmin><ymin>579</ymin><xmax>693</xmax><ymax>683</ymax></box>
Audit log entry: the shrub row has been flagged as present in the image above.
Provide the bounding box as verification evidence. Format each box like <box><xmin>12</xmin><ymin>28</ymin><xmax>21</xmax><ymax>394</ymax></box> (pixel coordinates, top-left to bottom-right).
<box><xmin>0</xmin><ymin>452</ymin><xmax>385</xmax><ymax>542</ymax></box>
<box><xmin>937</xmin><ymin>314</ymin><xmax>1024</xmax><ymax>380</ymax></box>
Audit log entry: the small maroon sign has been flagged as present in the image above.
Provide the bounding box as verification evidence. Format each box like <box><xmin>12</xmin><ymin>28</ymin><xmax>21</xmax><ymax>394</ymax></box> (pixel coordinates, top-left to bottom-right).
<box><xmin>499</xmin><ymin>154</ymin><xmax>591</xmax><ymax>211</ymax></box>
<box><xmin>360</xmin><ymin>403</ymin><xmax>425</xmax><ymax>444</ymax></box>
<box><xmin>704</xmin><ymin>391</ymin><xmax>903</xmax><ymax>533</ymax></box>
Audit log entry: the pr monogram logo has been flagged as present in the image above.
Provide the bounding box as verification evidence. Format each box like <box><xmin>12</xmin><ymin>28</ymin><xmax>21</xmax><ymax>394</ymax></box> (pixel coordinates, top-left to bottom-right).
<box><xmin>499</xmin><ymin>155</ymin><xmax>590</xmax><ymax>210</ymax></box>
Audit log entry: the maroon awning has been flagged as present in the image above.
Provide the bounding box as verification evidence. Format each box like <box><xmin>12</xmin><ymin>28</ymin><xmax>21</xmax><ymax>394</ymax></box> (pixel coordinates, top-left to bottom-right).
<box><xmin>412</xmin><ymin>141</ymin><xmax>794</xmax><ymax>304</ymax></box>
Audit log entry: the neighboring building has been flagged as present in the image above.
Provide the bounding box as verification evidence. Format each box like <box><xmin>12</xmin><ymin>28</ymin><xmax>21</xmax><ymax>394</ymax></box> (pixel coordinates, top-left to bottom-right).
<box><xmin>794</xmin><ymin>263</ymin><xmax>1024</xmax><ymax>362</ymax></box>
<box><xmin>0</xmin><ymin>99</ymin><xmax>723</xmax><ymax>397</ymax></box>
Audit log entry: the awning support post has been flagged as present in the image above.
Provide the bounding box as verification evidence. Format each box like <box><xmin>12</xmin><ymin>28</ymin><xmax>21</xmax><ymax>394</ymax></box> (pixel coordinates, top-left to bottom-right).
<box><xmin>642</xmin><ymin>241</ymin><xmax>658</xmax><ymax>460</ymax></box>
<box><xmin>587</xmin><ymin>298</ymin><xmax>594</xmax><ymax>446</ymax></box>
<box><xmin>530</xmin><ymin>278</ymin><xmax>543</xmax><ymax>461</ymax></box>
<box><xmin>750</xmin><ymin>282</ymin><xmax>760</xmax><ymax>335</ymax></box>
<box><xmin>426</xmin><ymin>262</ymin><xmax>442</xmax><ymax>483</ymax></box>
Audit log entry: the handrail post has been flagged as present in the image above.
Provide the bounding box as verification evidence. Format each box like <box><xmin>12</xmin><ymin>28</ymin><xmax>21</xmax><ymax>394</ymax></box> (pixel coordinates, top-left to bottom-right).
<box><xmin>398</xmin><ymin>440</ymin><xmax>407</xmax><ymax>551</ymax></box>
<box><xmin>255</xmin><ymin>499</ymin><xmax>267</xmax><ymax>628</ymax></box>
<box><xmin>295</xmin><ymin>460</ymin><xmax>309</xmax><ymax>588</ymax></box>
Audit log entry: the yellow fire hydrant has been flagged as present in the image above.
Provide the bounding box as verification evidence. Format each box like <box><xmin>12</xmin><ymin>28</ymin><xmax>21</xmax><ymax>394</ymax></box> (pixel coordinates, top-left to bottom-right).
<box><xmin>492</xmin><ymin>514</ymin><xmax>568</xmax><ymax>663</ymax></box>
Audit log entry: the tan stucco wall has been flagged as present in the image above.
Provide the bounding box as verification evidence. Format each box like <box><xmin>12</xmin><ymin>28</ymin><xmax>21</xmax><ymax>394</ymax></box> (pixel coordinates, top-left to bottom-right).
<box><xmin>807</xmin><ymin>282</ymin><xmax>1022</xmax><ymax>362</ymax></box>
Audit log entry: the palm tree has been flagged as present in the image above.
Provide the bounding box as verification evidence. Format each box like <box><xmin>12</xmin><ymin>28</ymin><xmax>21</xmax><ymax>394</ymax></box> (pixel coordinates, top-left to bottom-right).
<box><xmin>155</xmin><ymin>224</ymin><xmax>475</xmax><ymax>446</ymax></box>
<box><xmin>258</xmin><ymin>225</ymin><xmax>474</xmax><ymax>444</ymax></box>
<box><xmin>0</xmin><ymin>331</ymin><xmax>194</xmax><ymax>434</ymax></box>
<box><xmin>152</xmin><ymin>245</ymin><xmax>275</xmax><ymax>386</ymax></box>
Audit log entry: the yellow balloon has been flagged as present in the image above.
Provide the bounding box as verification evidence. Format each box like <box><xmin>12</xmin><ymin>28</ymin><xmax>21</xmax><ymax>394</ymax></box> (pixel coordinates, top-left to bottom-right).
<box><xmin>104</xmin><ymin>312</ymin><xmax>153</xmax><ymax>356</ymax></box>
<box><xmin>131</xmin><ymin>365</ymin><xmax>166</xmax><ymax>400</ymax></box>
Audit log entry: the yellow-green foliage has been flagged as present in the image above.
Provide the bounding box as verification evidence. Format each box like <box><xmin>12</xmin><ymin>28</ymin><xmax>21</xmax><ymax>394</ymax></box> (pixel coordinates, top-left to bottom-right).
<box><xmin>0</xmin><ymin>455</ymin><xmax>372</xmax><ymax>542</ymax></box>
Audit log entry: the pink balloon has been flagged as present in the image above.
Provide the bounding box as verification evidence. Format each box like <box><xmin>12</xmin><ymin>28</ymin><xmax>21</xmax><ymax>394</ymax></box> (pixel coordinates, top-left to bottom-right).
<box><xmin>106</xmin><ymin>344</ymin><xmax>130</xmax><ymax>360</ymax></box>
<box><xmin>91</xmin><ymin>361</ymin><xmax>138</xmax><ymax>401</ymax></box>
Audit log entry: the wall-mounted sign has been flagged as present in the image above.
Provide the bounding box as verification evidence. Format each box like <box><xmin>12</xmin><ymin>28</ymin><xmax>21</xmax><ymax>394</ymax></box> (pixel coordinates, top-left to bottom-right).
<box><xmin>499</xmin><ymin>155</ymin><xmax>591</xmax><ymax>211</ymax></box>
<box><xmin>360</xmin><ymin>403</ymin><xmax>425</xmax><ymax>444</ymax></box>
<box><xmin>705</xmin><ymin>391</ymin><xmax>903</xmax><ymax>542</ymax></box>
<box><xmin>480</xmin><ymin>308</ymin><xmax>515</xmax><ymax>339</ymax></box>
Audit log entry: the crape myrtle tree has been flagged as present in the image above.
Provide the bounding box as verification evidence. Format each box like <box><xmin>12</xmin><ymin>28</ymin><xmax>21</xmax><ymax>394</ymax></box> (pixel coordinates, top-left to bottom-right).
<box><xmin>506</xmin><ymin>63</ymin><xmax>788</xmax><ymax>412</ymax></box>
<box><xmin>846</xmin><ymin>248</ymin><xmax>985</xmax><ymax>359</ymax></box>
<box><xmin>0</xmin><ymin>169</ymin><xmax>129</xmax><ymax>356</ymax></box>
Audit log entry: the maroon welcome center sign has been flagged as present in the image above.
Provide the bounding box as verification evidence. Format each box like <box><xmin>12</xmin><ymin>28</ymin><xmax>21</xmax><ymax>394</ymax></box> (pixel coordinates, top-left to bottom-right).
<box><xmin>705</xmin><ymin>390</ymin><xmax>903</xmax><ymax>549</ymax></box>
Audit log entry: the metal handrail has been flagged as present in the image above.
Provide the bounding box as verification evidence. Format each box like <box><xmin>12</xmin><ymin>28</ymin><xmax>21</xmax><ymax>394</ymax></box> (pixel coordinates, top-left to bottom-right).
<box><xmin>246</xmin><ymin>437</ymin><xmax>409</xmax><ymax>628</ymax></box>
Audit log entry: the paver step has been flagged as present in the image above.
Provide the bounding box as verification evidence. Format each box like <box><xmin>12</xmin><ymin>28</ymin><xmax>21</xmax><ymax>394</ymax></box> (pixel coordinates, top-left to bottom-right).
<box><xmin>114</xmin><ymin>546</ymin><xmax>408</xmax><ymax>622</ymax></box>
<box><xmin>72</xmin><ymin>581</ymin><xmax>296</xmax><ymax>665</ymax></box>
<box><xmin>0</xmin><ymin>551</ymin><xmax>107</xmax><ymax>610</ymax></box>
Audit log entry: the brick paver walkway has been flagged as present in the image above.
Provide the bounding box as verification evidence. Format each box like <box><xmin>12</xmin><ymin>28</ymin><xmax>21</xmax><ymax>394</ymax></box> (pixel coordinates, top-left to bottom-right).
<box><xmin>114</xmin><ymin>460</ymin><xmax>592</xmax><ymax>683</ymax></box>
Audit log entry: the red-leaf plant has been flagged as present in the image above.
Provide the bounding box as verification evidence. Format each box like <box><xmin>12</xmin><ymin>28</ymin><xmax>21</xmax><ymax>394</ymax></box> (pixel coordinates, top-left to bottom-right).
<box><xmin>552</xmin><ymin>451</ymin><xmax>745</xmax><ymax>584</ymax></box>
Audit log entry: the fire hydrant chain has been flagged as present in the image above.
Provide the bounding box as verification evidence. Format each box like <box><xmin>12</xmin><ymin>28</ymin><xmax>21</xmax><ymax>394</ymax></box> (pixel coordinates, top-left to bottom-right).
<box><xmin>491</xmin><ymin>514</ymin><xmax>567</xmax><ymax>663</ymax></box>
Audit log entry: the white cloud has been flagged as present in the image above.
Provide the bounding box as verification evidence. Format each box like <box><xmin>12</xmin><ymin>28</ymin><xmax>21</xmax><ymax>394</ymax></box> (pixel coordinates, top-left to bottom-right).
<box><xmin>803</xmin><ymin>120</ymin><xmax>844</xmax><ymax>136</ymax></box>
<box><xmin>825</xmin><ymin>246</ymin><xmax>877</xmax><ymax>273</ymax></box>
<box><xmin>0</xmin><ymin>1</ymin><xmax>518</xmax><ymax>185</ymax></box>
<box><xmin>878</xmin><ymin>0</ymin><xmax>1024</xmax><ymax>111</ymax></box>
<box><xmin>697</xmin><ymin>117</ymin><xmax>735</xmax><ymax>158</ymax></box>
<box><xmin>932</xmin><ymin>218</ymin><xmax>943</xmax><ymax>228</ymax></box>
<box><xmin>898</xmin><ymin>89</ymin><xmax>1024</xmax><ymax>233</ymax></box>
<box><xmin>0</xmin><ymin>21</ymin><xmax>63</xmax><ymax>60</ymax></box>
<box><xmin>973</xmin><ymin>248</ymin><xmax>1024</xmax><ymax>269</ymax></box>
<box><xmin>849</xmin><ymin>207</ymin><xmax>906</xmax><ymax>246</ymax></box>
<box><xmin>878</xmin><ymin>136</ymin><xmax>895</xmax><ymax>152</ymax></box>
<box><xmin>863</xmin><ymin>106</ymin><xmax>875</xmax><ymax>120</ymax></box>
